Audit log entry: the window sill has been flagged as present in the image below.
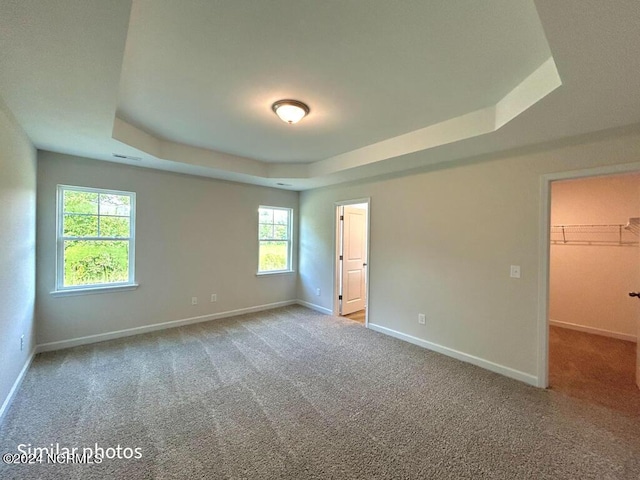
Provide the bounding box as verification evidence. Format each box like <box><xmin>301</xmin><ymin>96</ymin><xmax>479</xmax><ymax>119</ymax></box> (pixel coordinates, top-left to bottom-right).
<box><xmin>256</xmin><ymin>270</ymin><xmax>295</xmax><ymax>277</ymax></box>
<box><xmin>50</xmin><ymin>284</ymin><xmax>139</xmax><ymax>297</ymax></box>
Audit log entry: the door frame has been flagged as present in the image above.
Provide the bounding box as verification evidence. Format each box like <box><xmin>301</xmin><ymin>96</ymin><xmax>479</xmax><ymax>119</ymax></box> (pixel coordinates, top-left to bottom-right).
<box><xmin>334</xmin><ymin>198</ymin><xmax>371</xmax><ymax>327</ymax></box>
<box><xmin>537</xmin><ymin>162</ymin><xmax>640</xmax><ymax>388</ymax></box>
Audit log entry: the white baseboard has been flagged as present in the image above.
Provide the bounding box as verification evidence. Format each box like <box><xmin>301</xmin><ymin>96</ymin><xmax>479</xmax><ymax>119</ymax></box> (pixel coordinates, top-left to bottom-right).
<box><xmin>367</xmin><ymin>323</ymin><xmax>538</xmax><ymax>387</ymax></box>
<box><xmin>36</xmin><ymin>300</ymin><xmax>298</xmax><ymax>353</ymax></box>
<box><xmin>0</xmin><ymin>350</ymin><xmax>35</xmax><ymax>423</ymax></box>
<box><xmin>549</xmin><ymin>319</ymin><xmax>637</xmax><ymax>342</ymax></box>
<box><xmin>296</xmin><ymin>300</ymin><xmax>333</xmax><ymax>315</ymax></box>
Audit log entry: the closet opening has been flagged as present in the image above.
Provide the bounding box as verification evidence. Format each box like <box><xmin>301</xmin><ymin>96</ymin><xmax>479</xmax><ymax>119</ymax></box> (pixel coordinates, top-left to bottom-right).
<box><xmin>547</xmin><ymin>172</ymin><xmax>640</xmax><ymax>415</ymax></box>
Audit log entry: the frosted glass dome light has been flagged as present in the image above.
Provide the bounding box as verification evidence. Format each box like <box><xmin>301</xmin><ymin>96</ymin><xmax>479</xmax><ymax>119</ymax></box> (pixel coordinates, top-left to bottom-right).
<box><xmin>272</xmin><ymin>100</ymin><xmax>310</xmax><ymax>124</ymax></box>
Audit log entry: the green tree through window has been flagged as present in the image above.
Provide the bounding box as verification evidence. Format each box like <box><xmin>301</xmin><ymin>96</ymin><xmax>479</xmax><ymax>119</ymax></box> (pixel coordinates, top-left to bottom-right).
<box><xmin>258</xmin><ymin>206</ymin><xmax>292</xmax><ymax>273</ymax></box>
<box><xmin>57</xmin><ymin>186</ymin><xmax>135</xmax><ymax>289</ymax></box>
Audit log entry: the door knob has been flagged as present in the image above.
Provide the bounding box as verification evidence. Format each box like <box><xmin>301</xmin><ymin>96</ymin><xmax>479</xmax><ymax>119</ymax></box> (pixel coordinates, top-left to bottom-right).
<box><xmin>629</xmin><ymin>292</ymin><xmax>640</xmax><ymax>298</ymax></box>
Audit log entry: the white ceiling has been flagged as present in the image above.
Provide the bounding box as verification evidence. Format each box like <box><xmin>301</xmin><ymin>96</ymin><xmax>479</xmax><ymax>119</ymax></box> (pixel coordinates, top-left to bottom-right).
<box><xmin>1</xmin><ymin>0</ymin><xmax>640</xmax><ymax>190</ymax></box>
<box><xmin>117</xmin><ymin>0</ymin><xmax>551</xmax><ymax>163</ymax></box>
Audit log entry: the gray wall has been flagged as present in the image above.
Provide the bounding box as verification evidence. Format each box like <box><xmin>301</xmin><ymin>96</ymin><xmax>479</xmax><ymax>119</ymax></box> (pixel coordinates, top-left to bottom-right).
<box><xmin>37</xmin><ymin>152</ymin><xmax>298</xmax><ymax>345</ymax></box>
<box><xmin>298</xmin><ymin>131</ymin><xmax>640</xmax><ymax>380</ymax></box>
<box><xmin>0</xmin><ymin>101</ymin><xmax>37</xmax><ymax>414</ymax></box>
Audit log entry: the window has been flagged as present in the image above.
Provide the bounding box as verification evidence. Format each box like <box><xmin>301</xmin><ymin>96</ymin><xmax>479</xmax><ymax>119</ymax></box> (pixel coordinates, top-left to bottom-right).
<box><xmin>56</xmin><ymin>185</ymin><xmax>136</xmax><ymax>292</ymax></box>
<box><xmin>258</xmin><ymin>206</ymin><xmax>293</xmax><ymax>274</ymax></box>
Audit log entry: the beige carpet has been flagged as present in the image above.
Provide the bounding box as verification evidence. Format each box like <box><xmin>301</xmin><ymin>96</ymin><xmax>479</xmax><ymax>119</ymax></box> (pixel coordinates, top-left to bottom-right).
<box><xmin>549</xmin><ymin>325</ymin><xmax>640</xmax><ymax>417</ymax></box>
<box><xmin>1</xmin><ymin>306</ymin><xmax>639</xmax><ymax>479</ymax></box>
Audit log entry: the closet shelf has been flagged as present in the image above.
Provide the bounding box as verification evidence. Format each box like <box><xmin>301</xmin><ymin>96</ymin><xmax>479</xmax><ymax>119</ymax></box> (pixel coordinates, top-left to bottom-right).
<box><xmin>551</xmin><ymin>218</ymin><xmax>640</xmax><ymax>245</ymax></box>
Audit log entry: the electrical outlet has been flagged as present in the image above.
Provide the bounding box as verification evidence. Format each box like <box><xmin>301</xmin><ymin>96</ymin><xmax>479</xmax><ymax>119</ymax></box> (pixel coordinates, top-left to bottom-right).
<box><xmin>418</xmin><ymin>313</ymin><xmax>426</xmax><ymax>325</ymax></box>
<box><xmin>191</xmin><ymin>297</ymin><xmax>198</xmax><ymax>305</ymax></box>
<box><xmin>210</xmin><ymin>294</ymin><xmax>217</xmax><ymax>303</ymax></box>
<box><xmin>316</xmin><ymin>288</ymin><xmax>321</xmax><ymax>296</ymax></box>
<box><xmin>510</xmin><ymin>265</ymin><xmax>521</xmax><ymax>278</ymax></box>
<box><xmin>20</xmin><ymin>334</ymin><xmax>24</xmax><ymax>351</ymax></box>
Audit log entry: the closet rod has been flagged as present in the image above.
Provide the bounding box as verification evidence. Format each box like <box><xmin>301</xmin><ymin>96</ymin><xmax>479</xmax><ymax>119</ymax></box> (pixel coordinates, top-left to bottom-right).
<box><xmin>550</xmin><ymin>222</ymin><xmax>638</xmax><ymax>245</ymax></box>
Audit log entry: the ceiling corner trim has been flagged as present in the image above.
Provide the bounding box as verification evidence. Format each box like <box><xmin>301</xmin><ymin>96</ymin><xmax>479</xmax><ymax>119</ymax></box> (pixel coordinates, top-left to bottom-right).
<box><xmin>309</xmin><ymin>56</ymin><xmax>562</xmax><ymax>179</ymax></box>
<box><xmin>113</xmin><ymin>117</ymin><xmax>161</xmax><ymax>157</ymax></box>
<box><xmin>113</xmin><ymin>117</ymin><xmax>268</xmax><ymax>177</ymax></box>
<box><xmin>111</xmin><ymin>56</ymin><xmax>561</xmax><ymax>184</ymax></box>
<box><xmin>309</xmin><ymin>107</ymin><xmax>497</xmax><ymax>178</ymax></box>
<box><xmin>158</xmin><ymin>141</ymin><xmax>267</xmax><ymax>177</ymax></box>
<box><xmin>495</xmin><ymin>56</ymin><xmax>562</xmax><ymax>130</ymax></box>
<box><xmin>267</xmin><ymin>163</ymin><xmax>309</xmax><ymax>179</ymax></box>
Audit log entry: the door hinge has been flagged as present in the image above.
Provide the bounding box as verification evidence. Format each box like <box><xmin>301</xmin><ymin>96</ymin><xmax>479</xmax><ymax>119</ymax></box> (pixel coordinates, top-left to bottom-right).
<box><xmin>340</xmin><ymin>215</ymin><xmax>344</xmax><ymax>221</ymax></box>
<box><xmin>339</xmin><ymin>255</ymin><xmax>343</xmax><ymax>261</ymax></box>
<box><xmin>338</xmin><ymin>295</ymin><xmax>343</xmax><ymax>300</ymax></box>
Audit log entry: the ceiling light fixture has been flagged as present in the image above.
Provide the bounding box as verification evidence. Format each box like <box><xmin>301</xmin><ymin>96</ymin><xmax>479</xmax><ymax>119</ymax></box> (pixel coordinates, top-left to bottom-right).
<box><xmin>271</xmin><ymin>99</ymin><xmax>309</xmax><ymax>124</ymax></box>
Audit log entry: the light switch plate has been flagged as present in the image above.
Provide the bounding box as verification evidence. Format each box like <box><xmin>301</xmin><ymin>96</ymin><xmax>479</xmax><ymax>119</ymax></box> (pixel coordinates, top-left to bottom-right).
<box><xmin>510</xmin><ymin>265</ymin><xmax>521</xmax><ymax>278</ymax></box>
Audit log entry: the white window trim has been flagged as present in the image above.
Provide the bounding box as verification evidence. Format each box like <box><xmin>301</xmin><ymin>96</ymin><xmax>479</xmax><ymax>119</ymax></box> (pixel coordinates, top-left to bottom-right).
<box><xmin>50</xmin><ymin>284</ymin><xmax>139</xmax><ymax>297</ymax></box>
<box><xmin>257</xmin><ymin>206</ymin><xmax>294</xmax><ymax>275</ymax></box>
<box><xmin>54</xmin><ymin>185</ymin><xmax>137</xmax><ymax>294</ymax></box>
<box><xmin>256</xmin><ymin>270</ymin><xmax>295</xmax><ymax>277</ymax></box>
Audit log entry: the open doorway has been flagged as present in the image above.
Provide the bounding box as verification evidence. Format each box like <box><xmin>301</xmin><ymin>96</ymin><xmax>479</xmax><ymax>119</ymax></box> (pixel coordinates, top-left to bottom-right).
<box><xmin>334</xmin><ymin>199</ymin><xmax>370</xmax><ymax>326</ymax></box>
<box><xmin>547</xmin><ymin>172</ymin><xmax>640</xmax><ymax>415</ymax></box>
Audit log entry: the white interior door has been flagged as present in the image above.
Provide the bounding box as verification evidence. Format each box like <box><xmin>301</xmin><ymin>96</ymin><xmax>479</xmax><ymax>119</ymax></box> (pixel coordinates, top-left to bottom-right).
<box><xmin>341</xmin><ymin>206</ymin><xmax>367</xmax><ymax>315</ymax></box>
